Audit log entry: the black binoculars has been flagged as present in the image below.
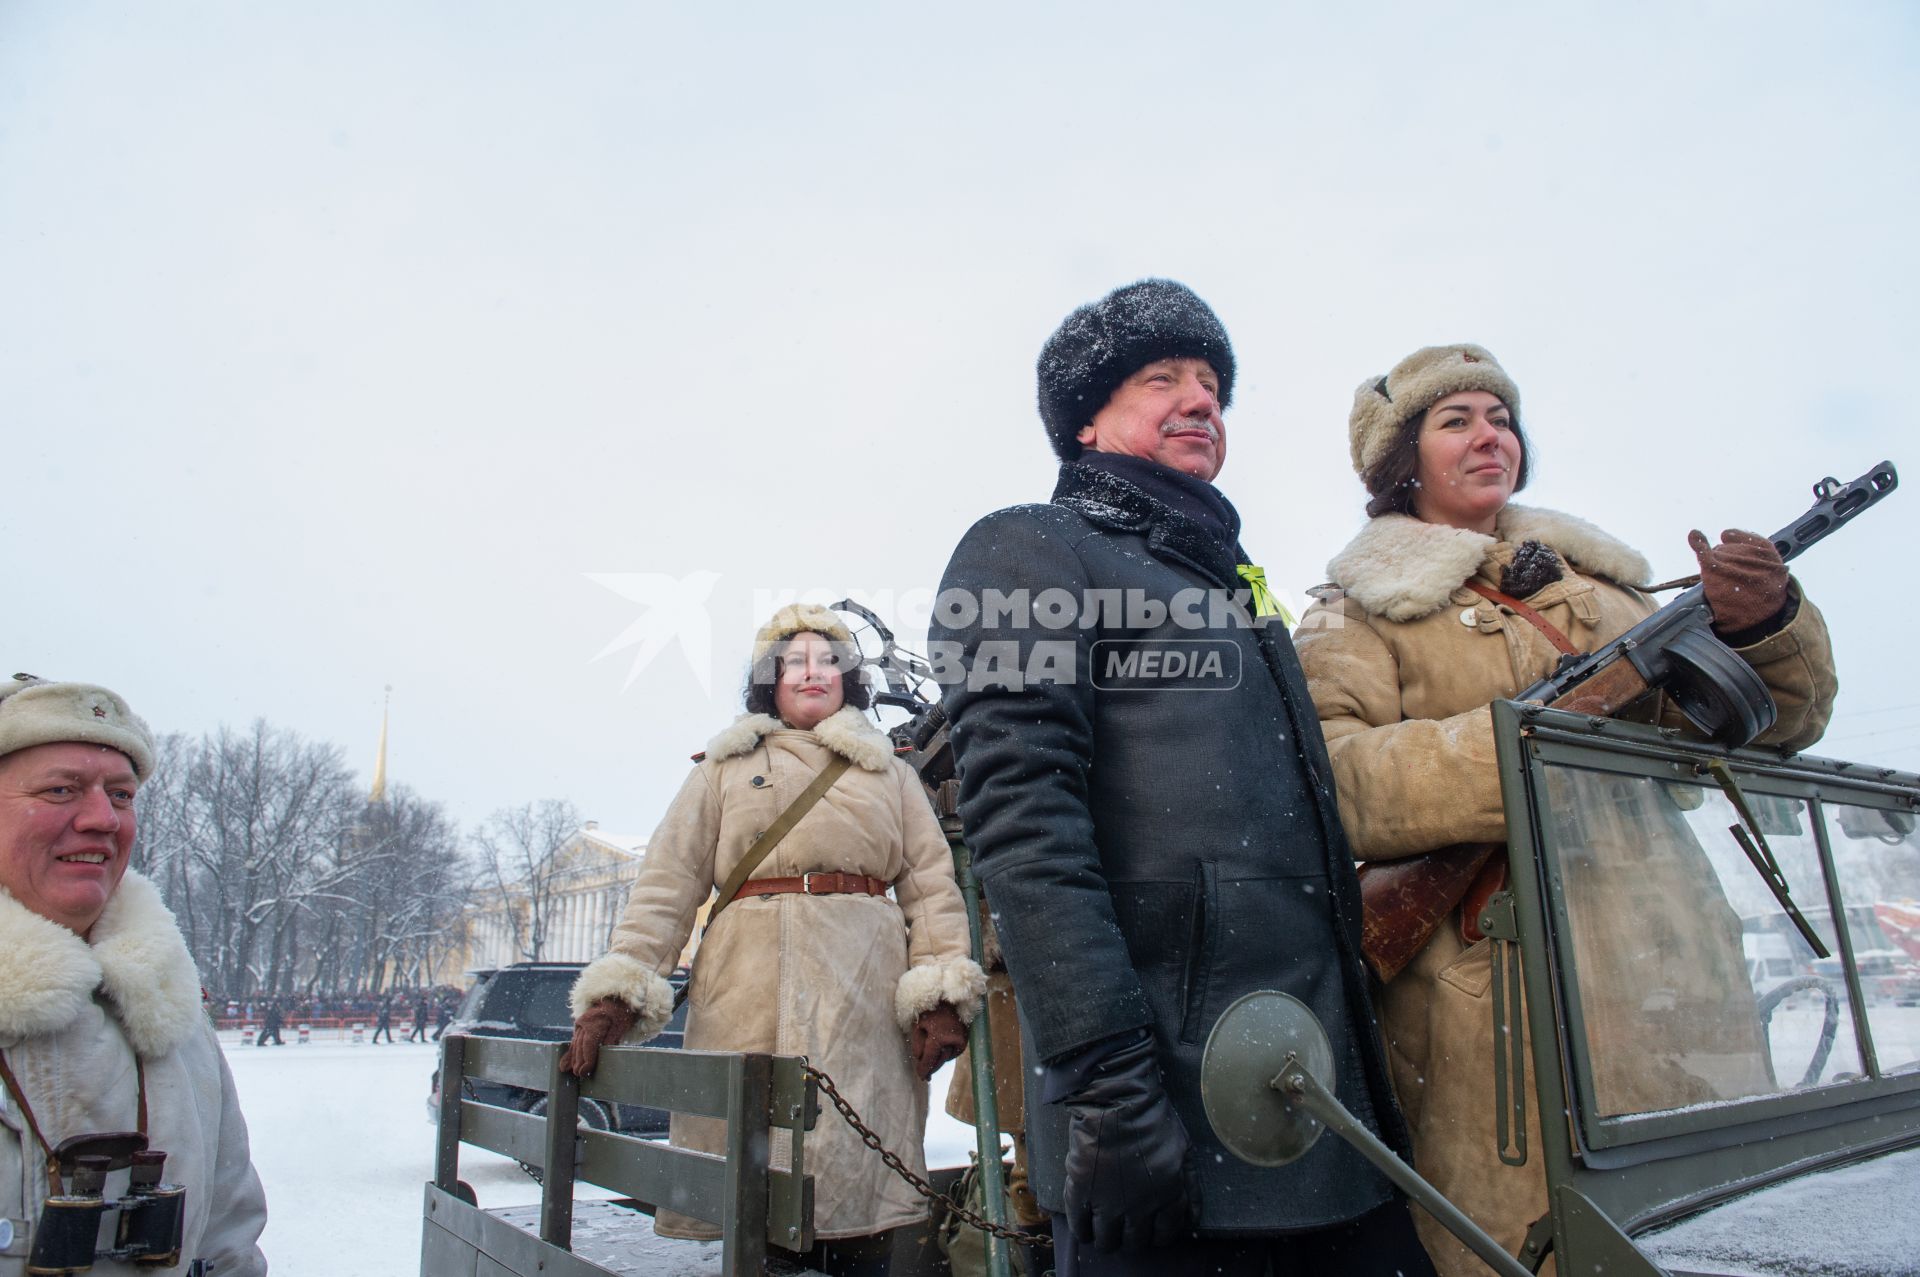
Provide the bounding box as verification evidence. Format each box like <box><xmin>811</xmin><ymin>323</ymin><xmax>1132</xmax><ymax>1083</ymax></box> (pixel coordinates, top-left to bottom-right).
<box><xmin>27</xmin><ymin>1132</ymin><xmax>185</xmax><ymax>1276</ymax></box>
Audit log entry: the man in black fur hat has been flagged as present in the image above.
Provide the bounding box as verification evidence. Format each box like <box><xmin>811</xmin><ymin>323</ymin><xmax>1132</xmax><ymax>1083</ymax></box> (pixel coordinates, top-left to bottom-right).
<box><xmin>931</xmin><ymin>280</ymin><xmax>1433</xmax><ymax>1275</ymax></box>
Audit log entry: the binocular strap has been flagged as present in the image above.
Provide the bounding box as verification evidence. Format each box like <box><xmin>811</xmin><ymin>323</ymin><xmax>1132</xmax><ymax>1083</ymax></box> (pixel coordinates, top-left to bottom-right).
<box><xmin>0</xmin><ymin>1049</ymin><xmax>148</xmax><ymax>1196</ymax></box>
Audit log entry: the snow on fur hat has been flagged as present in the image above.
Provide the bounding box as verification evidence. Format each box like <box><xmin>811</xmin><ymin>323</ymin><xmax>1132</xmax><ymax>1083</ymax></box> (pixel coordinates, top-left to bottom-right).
<box><xmin>1037</xmin><ymin>279</ymin><xmax>1236</xmax><ymax>462</ymax></box>
<box><xmin>1348</xmin><ymin>343</ymin><xmax>1522</xmax><ymax>476</ymax></box>
<box><xmin>751</xmin><ymin>604</ymin><xmax>854</xmax><ymax>662</ymax></box>
<box><xmin>0</xmin><ymin>674</ymin><xmax>156</xmax><ymax>778</ymax></box>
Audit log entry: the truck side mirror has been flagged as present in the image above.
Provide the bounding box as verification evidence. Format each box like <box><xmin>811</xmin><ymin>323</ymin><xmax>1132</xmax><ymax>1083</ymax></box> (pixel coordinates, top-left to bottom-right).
<box><xmin>1201</xmin><ymin>991</ymin><xmax>1534</xmax><ymax>1277</ymax></box>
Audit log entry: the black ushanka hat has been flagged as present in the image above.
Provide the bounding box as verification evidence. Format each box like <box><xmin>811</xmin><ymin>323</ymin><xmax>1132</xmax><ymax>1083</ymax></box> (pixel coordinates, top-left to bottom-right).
<box><xmin>1036</xmin><ymin>278</ymin><xmax>1236</xmax><ymax>462</ymax></box>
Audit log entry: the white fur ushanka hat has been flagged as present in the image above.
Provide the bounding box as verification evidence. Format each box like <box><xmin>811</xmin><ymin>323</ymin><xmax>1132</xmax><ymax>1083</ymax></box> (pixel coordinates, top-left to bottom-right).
<box><xmin>0</xmin><ymin>674</ymin><xmax>156</xmax><ymax>778</ymax></box>
<box><xmin>751</xmin><ymin>604</ymin><xmax>855</xmax><ymax>663</ymax></box>
<box><xmin>744</xmin><ymin>604</ymin><xmax>869</xmax><ymax>711</ymax></box>
<box><xmin>1348</xmin><ymin>342</ymin><xmax>1522</xmax><ymax>477</ymax></box>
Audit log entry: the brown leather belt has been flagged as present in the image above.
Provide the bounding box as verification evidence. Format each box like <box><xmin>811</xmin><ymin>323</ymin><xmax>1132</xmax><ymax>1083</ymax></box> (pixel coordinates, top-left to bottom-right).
<box><xmin>730</xmin><ymin>871</ymin><xmax>889</xmax><ymax>904</ymax></box>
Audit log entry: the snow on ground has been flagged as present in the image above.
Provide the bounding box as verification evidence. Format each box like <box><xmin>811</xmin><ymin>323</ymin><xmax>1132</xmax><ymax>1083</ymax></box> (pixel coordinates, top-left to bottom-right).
<box><xmin>217</xmin><ymin>1018</ymin><xmax>1920</xmax><ymax>1274</ymax></box>
<box><xmin>221</xmin><ymin>1033</ymin><xmax>984</xmax><ymax>1276</ymax></box>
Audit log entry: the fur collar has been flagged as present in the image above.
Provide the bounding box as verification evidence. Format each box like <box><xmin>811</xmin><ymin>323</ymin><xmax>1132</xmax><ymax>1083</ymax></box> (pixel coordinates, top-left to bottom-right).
<box><xmin>704</xmin><ymin>706</ymin><xmax>893</xmax><ymax>772</ymax></box>
<box><xmin>0</xmin><ymin>871</ymin><xmax>206</xmax><ymax>1059</ymax></box>
<box><xmin>1325</xmin><ymin>504</ymin><xmax>1652</xmax><ymax>623</ymax></box>
<box><xmin>704</xmin><ymin>713</ymin><xmax>783</xmax><ymax>763</ymax></box>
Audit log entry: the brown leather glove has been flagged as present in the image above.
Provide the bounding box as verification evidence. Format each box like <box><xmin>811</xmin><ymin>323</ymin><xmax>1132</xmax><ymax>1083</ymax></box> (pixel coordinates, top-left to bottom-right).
<box><xmin>560</xmin><ymin>996</ymin><xmax>639</xmax><ymax>1077</ymax></box>
<box><xmin>910</xmin><ymin>1002</ymin><xmax>968</xmax><ymax>1081</ymax></box>
<box><xmin>1690</xmin><ymin>527</ymin><xmax>1789</xmax><ymax>637</ymax></box>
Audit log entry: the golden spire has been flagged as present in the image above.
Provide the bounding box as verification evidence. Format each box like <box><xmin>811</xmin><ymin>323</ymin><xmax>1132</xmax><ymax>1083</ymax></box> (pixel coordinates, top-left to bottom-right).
<box><xmin>369</xmin><ymin>685</ymin><xmax>391</xmax><ymax>804</ymax></box>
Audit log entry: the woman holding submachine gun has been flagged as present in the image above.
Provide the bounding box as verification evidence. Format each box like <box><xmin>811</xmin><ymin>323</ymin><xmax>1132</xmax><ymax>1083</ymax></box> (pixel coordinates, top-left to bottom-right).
<box><xmin>1293</xmin><ymin>344</ymin><xmax>1840</xmax><ymax>1276</ymax></box>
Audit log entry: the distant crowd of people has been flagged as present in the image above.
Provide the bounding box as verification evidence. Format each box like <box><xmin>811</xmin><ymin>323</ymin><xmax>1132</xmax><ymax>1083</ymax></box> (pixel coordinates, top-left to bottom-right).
<box><xmin>214</xmin><ymin>985</ymin><xmax>463</xmax><ymax>1044</ymax></box>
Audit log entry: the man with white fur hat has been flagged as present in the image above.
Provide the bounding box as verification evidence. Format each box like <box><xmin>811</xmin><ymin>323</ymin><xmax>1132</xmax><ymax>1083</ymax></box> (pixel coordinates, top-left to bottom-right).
<box><xmin>0</xmin><ymin>674</ymin><xmax>268</xmax><ymax>1275</ymax></box>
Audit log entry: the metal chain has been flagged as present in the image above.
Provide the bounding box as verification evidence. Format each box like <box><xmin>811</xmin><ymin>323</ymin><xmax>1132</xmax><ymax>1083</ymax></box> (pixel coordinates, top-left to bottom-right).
<box><xmin>802</xmin><ymin>1062</ymin><xmax>1051</xmax><ymax>1249</ymax></box>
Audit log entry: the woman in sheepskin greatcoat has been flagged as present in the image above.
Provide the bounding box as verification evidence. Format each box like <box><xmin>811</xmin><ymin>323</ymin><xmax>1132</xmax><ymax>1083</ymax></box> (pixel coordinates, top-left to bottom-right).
<box><xmin>0</xmin><ymin>676</ymin><xmax>267</xmax><ymax>1277</ymax></box>
<box><xmin>1293</xmin><ymin>345</ymin><xmax>1837</xmax><ymax>1277</ymax></box>
<box><xmin>564</xmin><ymin>605</ymin><xmax>983</xmax><ymax>1275</ymax></box>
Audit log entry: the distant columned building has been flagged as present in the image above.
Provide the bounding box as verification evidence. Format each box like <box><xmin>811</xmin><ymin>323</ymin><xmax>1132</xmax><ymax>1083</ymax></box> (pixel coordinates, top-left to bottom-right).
<box><xmin>462</xmin><ymin>823</ymin><xmax>701</xmax><ymax>972</ymax></box>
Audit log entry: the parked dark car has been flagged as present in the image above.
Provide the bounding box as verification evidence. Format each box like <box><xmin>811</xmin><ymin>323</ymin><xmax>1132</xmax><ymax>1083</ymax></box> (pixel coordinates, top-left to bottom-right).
<box><xmin>428</xmin><ymin>961</ymin><xmax>688</xmax><ymax>1141</ymax></box>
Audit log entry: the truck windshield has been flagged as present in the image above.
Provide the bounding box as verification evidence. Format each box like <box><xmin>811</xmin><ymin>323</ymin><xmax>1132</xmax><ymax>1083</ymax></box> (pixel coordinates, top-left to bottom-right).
<box><xmin>1537</xmin><ymin>764</ymin><xmax>1920</xmax><ymax>1122</ymax></box>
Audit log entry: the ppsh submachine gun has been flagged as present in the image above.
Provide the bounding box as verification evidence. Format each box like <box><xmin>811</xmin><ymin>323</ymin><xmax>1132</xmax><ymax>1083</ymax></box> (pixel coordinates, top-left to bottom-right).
<box><xmin>1519</xmin><ymin>461</ymin><xmax>1897</xmax><ymax>741</ymax></box>
<box><xmin>1360</xmin><ymin>462</ymin><xmax>1898</xmax><ymax>982</ymax></box>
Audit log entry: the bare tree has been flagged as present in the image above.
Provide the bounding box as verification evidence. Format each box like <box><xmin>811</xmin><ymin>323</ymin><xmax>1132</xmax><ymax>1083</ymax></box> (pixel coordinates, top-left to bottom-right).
<box><xmin>186</xmin><ymin>722</ymin><xmax>357</xmax><ymax>995</ymax></box>
<box><xmin>472</xmin><ymin>799</ymin><xmax>582</xmax><ymax>962</ymax></box>
<box><xmin>130</xmin><ymin>731</ymin><xmax>202</xmax><ymax>947</ymax></box>
<box><xmin>346</xmin><ymin>785</ymin><xmax>474</xmax><ymax>989</ymax></box>
<box><xmin>136</xmin><ymin>718</ymin><xmax>483</xmax><ymax>999</ymax></box>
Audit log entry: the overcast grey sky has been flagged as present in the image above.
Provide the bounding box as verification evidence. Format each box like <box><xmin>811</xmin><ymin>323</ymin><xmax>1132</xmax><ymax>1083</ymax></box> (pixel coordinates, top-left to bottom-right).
<box><xmin>3</xmin><ymin>1</ymin><xmax>1915</xmax><ymax>839</ymax></box>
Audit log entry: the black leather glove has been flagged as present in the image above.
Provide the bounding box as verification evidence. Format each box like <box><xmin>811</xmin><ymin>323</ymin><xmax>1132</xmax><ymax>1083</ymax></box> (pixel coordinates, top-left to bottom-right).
<box><xmin>1061</xmin><ymin>1032</ymin><xmax>1193</xmax><ymax>1252</ymax></box>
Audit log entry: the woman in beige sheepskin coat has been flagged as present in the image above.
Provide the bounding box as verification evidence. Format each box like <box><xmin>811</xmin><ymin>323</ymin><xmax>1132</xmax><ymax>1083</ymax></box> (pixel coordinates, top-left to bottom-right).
<box><xmin>566</xmin><ymin>605</ymin><xmax>983</xmax><ymax>1270</ymax></box>
<box><xmin>1294</xmin><ymin>345</ymin><xmax>1837</xmax><ymax>1276</ymax></box>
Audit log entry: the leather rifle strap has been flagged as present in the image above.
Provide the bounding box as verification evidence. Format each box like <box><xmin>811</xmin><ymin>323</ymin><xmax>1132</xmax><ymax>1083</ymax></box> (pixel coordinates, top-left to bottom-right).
<box><xmin>707</xmin><ymin>755</ymin><xmax>853</xmax><ymax>928</ymax></box>
<box><xmin>1424</xmin><ymin>579</ymin><xmax>1571</xmax><ymax>950</ymax></box>
<box><xmin>1359</xmin><ymin>585</ymin><xmax>1577</xmax><ymax>980</ymax></box>
<box><xmin>1464</xmin><ymin>581</ymin><xmax>1580</xmax><ymax>655</ymax></box>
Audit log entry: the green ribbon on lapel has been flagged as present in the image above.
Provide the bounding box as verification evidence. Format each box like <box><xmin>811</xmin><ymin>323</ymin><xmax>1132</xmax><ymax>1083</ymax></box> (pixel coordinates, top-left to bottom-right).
<box><xmin>1235</xmin><ymin>564</ymin><xmax>1294</xmax><ymax>626</ymax></box>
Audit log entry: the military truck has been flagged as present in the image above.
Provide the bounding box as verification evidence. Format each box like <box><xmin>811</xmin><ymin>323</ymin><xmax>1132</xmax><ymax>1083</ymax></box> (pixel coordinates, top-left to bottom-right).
<box><xmin>1203</xmin><ymin>702</ymin><xmax>1920</xmax><ymax>1276</ymax></box>
<box><xmin>421</xmin><ymin>464</ymin><xmax>1920</xmax><ymax>1276</ymax></box>
<box><xmin>1481</xmin><ymin>701</ymin><xmax>1919</xmax><ymax>1274</ymax></box>
<box><xmin>420</xmin><ymin>699</ymin><xmax>1918</xmax><ymax>1277</ymax></box>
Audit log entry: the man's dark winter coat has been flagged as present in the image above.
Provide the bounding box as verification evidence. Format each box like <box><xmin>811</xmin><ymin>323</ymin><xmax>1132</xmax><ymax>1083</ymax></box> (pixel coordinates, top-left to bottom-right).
<box><xmin>932</xmin><ymin>460</ymin><xmax>1410</xmax><ymax>1235</ymax></box>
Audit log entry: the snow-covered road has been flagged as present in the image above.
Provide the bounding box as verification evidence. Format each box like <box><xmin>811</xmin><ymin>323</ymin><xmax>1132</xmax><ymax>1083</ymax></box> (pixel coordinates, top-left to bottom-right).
<box><xmin>224</xmin><ymin>1022</ymin><xmax>1920</xmax><ymax>1274</ymax></box>
<box><xmin>223</xmin><ymin>1034</ymin><xmax>980</xmax><ymax>1276</ymax></box>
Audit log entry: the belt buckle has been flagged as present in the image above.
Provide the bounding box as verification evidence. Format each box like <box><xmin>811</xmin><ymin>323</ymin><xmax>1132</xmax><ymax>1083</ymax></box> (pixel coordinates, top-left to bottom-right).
<box><xmin>802</xmin><ymin>871</ymin><xmax>829</xmax><ymax>895</ymax></box>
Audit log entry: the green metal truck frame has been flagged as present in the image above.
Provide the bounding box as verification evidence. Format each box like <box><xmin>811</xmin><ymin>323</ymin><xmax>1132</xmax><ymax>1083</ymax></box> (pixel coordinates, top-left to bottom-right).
<box><xmin>1490</xmin><ymin>700</ymin><xmax>1920</xmax><ymax>1275</ymax></box>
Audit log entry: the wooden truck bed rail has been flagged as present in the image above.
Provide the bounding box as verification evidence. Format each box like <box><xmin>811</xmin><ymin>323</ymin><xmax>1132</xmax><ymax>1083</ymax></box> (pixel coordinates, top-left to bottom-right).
<box><xmin>423</xmin><ymin>1034</ymin><xmax>818</xmax><ymax>1277</ymax></box>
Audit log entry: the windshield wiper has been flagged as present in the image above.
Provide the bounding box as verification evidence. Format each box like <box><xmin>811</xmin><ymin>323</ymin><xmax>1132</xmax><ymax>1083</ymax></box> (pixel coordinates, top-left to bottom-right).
<box><xmin>1701</xmin><ymin>758</ymin><xmax>1831</xmax><ymax>959</ymax></box>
